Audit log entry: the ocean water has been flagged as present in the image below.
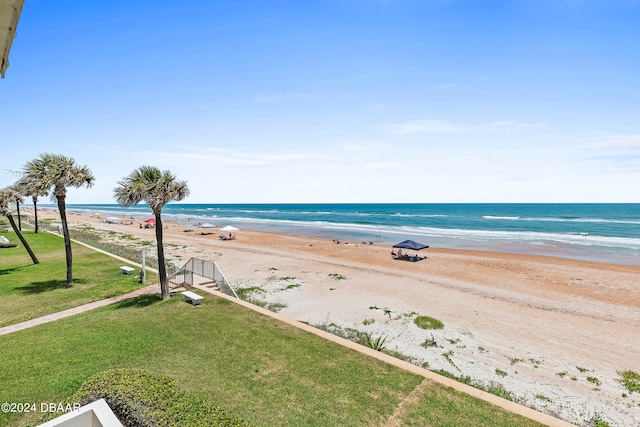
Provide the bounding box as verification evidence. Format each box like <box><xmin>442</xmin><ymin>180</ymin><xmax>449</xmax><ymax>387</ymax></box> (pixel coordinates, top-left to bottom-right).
<box><xmin>56</xmin><ymin>203</ymin><xmax>640</xmax><ymax>265</ymax></box>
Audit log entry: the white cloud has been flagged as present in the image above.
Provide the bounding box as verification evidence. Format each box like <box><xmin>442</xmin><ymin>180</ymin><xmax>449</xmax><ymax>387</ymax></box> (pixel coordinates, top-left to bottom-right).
<box><xmin>363</xmin><ymin>162</ymin><xmax>399</xmax><ymax>169</ymax></box>
<box><xmin>584</xmin><ymin>132</ymin><xmax>640</xmax><ymax>150</ymax></box>
<box><xmin>384</xmin><ymin>119</ymin><xmax>546</xmax><ymax>135</ymax></box>
<box><xmin>254</xmin><ymin>92</ymin><xmax>317</xmax><ymax>103</ymax></box>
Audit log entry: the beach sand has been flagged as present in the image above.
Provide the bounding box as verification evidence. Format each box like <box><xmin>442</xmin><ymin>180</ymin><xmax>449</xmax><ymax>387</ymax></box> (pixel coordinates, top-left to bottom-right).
<box><xmin>34</xmin><ymin>210</ymin><xmax>640</xmax><ymax>426</ymax></box>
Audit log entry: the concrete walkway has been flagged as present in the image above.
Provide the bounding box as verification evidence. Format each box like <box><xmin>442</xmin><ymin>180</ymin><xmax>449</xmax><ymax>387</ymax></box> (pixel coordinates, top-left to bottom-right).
<box><xmin>0</xmin><ymin>284</ymin><xmax>159</xmax><ymax>336</ymax></box>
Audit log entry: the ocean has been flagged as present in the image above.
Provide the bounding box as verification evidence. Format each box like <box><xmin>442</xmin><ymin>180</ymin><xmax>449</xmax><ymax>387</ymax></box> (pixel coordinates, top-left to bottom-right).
<box><xmin>54</xmin><ymin>203</ymin><xmax>640</xmax><ymax>265</ymax></box>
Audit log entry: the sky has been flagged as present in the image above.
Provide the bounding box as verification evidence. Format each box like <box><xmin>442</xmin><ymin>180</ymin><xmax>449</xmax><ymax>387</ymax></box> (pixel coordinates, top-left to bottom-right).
<box><xmin>1</xmin><ymin>0</ymin><xmax>639</xmax><ymax>204</ymax></box>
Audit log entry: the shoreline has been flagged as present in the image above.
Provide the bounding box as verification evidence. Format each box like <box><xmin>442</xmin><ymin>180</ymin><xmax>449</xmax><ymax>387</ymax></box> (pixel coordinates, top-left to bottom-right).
<box><xmin>24</xmin><ymin>209</ymin><xmax>640</xmax><ymax>426</ymax></box>
<box><xmin>33</xmin><ymin>204</ymin><xmax>640</xmax><ymax>267</ymax></box>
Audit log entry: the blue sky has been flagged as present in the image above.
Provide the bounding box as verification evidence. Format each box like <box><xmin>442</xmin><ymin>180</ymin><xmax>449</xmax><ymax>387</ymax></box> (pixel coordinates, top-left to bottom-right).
<box><xmin>1</xmin><ymin>0</ymin><xmax>639</xmax><ymax>203</ymax></box>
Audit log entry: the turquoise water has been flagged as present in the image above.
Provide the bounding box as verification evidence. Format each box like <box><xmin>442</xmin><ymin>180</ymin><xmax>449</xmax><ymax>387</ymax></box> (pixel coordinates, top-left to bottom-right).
<box><xmin>56</xmin><ymin>203</ymin><xmax>640</xmax><ymax>265</ymax></box>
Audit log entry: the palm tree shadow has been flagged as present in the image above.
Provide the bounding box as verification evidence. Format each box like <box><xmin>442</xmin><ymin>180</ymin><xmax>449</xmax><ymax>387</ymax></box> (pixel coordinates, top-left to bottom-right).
<box><xmin>16</xmin><ymin>278</ymin><xmax>89</xmax><ymax>294</ymax></box>
<box><xmin>114</xmin><ymin>294</ymin><xmax>162</xmax><ymax>309</ymax></box>
<box><xmin>0</xmin><ymin>264</ymin><xmax>32</xmax><ymax>275</ymax></box>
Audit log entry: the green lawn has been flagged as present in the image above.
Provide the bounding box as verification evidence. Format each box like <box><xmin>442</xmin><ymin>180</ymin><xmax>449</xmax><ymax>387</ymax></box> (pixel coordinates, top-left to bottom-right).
<box><xmin>0</xmin><ymin>230</ymin><xmax>152</xmax><ymax>327</ymax></box>
<box><xmin>0</xmin><ymin>229</ymin><xmax>545</xmax><ymax>426</ymax></box>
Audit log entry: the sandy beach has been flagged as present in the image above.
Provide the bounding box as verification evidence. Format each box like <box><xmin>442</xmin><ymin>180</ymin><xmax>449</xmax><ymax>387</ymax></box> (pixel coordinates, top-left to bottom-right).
<box><xmin>33</xmin><ymin>209</ymin><xmax>640</xmax><ymax>426</ymax></box>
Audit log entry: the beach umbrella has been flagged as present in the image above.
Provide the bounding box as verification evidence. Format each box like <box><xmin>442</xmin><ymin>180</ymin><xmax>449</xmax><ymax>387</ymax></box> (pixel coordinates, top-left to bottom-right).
<box><xmin>220</xmin><ymin>225</ymin><xmax>239</xmax><ymax>232</ymax></box>
<box><xmin>198</xmin><ymin>223</ymin><xmax>216</xmax><ymax>228</ymax></box>
<box><xmin>144</xmin><ymin>218</ymin><xmax>156</xmax><ymax>223</ymax></box>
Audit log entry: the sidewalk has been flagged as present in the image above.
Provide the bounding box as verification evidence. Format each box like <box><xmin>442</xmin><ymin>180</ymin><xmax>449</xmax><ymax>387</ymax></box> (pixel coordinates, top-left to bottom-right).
<box><xmin>0</xmin><ymin>284</ymin><xmax>158</xmax><ymax>336</ymax></box>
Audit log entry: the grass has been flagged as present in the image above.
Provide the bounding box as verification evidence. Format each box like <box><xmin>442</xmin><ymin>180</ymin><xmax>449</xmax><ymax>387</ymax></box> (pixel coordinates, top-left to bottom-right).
<box><xmin>414</xmin><ymin>315</ymin><xmax>444</xmax><ymax>330</ymax></box>
<box><xmin>0</xmin><ymin>231</ymin><xmax>155</xmax><ymax>327</ymax></box>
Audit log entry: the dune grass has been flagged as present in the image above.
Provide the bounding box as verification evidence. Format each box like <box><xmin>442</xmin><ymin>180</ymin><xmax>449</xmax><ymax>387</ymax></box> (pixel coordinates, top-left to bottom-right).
<box><xmin>0</xmin><ymin>230</ymin><xmax>153</xmax><ymax>327</ymax></box>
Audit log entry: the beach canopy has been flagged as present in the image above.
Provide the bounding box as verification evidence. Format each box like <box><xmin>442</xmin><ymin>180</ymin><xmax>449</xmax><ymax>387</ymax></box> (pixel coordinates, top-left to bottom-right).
<box><xmin>144</xmin><ymin>218</ymin><xmax>156</xmax><ymax>223</ymax></box>
<box><xmin>392</xmin><ymin>240</ymin><xmax>429</xmax><ymax>251</ymax></box>
<box><xmin>220</xmin><ymin>225</ymin><xmax>239</xmax><ymax>232</ymax></box>
<box><xmin>198</xmin><ymin>223</ymin><xmax>216</xmax><ymax>228</ymax></box>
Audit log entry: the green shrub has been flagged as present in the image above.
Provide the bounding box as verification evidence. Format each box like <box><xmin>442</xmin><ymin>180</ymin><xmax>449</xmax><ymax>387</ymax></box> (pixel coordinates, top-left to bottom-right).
<box><xmin>360</xmin><ymin>332</ymin><xmax>387</xmax><ymax>351</ymax></box>
<box><xmin>61</xmin><ymin>368</ymin><xmax>249</xmax><ymax>426</ymax></box>
<box><xmin>414</xmin><ymin>315</ymin><xmax>444</xmax><ymax>330</ymax></box>
<box><xmin>618</xmin><ymin>370</ymin><xmax>640</xmax><ymax>394</ymax></box>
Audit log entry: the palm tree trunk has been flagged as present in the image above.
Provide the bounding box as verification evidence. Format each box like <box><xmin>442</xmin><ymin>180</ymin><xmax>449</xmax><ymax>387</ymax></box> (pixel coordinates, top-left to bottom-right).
<box><xmin>33</xmin><ymin>197</ymin><xmax>39</xmax><ymax>233</ymax></box>
<box><xmin>6</xmin><ymin>214</ymin><xmax>39</xmax><ymax>264</ymax></box>
<box><xmin>56</xmin><ymin>195</ymin><xmax>73</xmax><ymax>286</ymax></box>
<box><xmin>16</xmin><ymin>201</ymin><xmax>21</xmax><ymax>231</ymax></box>
<box><xmin>155</xmin><ymin>212</ymin><xmax>170</xmax><ymax>299</ymax></box>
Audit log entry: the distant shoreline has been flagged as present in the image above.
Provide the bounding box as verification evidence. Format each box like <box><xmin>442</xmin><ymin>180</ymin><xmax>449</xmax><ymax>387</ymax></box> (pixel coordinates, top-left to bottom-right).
<box><xmin>29</xmin><ymin>203</ymin><xmax>640</xmax><ymax>266</ymax></box>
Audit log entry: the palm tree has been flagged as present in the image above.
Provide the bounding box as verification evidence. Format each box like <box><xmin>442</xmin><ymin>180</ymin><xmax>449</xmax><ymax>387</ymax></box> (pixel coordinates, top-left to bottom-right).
<box><xmin>114</xmin><ymin>166</ymin><xmax>189</xmax><ymax>299</ymax></box>
<box><xmin>16</xmin><ymin>176</ymin><xmax>49</xmax><ymax>233</ymax></box>
<box><xmin>22</xmin><ymin>154</ymin><xmax>95</xmax><ymax>286</ymax></box>
<box><xmin>7</xmin><ymin>184</ymin><xmax>23</xmax><ymax>231</ymax></box>
<box><xmin>0</xmin><ymin>187</ymin><xmax>39</xmax><ymax>264</ymax></box>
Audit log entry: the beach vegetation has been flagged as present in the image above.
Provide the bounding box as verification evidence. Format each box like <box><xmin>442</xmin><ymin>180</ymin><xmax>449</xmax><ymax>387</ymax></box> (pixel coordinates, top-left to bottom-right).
<box><xmin>114</xmin><ymin>166</ymin><xmax>190</xmax><ymax>300</ymax></box>
<box><xmin>284</xmin><ymin>283</ymin><xmax>301</xmax><ymax>290</ymax></box>
<box><xmin>265</xmin><ymin>302</ymin><xmax>287</xmax><ymax>312</ymax></box>
<box><xmin>0</xmin><ymin>187</ymin><xmax>39</xmax><ymax>264</ymax></box>
<box><xmin>235</xmin><ymin>286</ymin><xmax>266</xmax><ymax>300</ymax></box>
<box><xmin>557</xmin><ymin>371</ymin><xmax>568</xmax><ymax>378</ymax></box>
<box><xmin>361</xmin><ymin>332</ymin><xmax>388</xmax><ymax>351</ymax></box>
<box><xmin>433</xmin><ymin>369</ymin><xmax>520</xmax><ymax>402</ymax></box>
<box><xmin>576</xmin><ymin>366</ymin><xmax>589</xmax><ymax>373</ymax></box>
<box><xmin>618</xmin><ymin>370</ymin><xmax>640</xmax><ymax>394</ymax></box>
<box><xmin>535</xmin><ymin>394</ymin><xmax>550</xmax><ymax>402</ymax></box>
<box><xmin>421</xmin><ymin>335</ymin><xmax>438</xmax><ymax>348</ymax></box>
<box><xmin>442</xmin><ymin>350</ymin><xmax>459</xmax><ymax>370</ymax></box>
<box><xmin>495</xmin><ymin>369</ymin><xmax>508</xmax><ymax>377</ymax></box>
<box><xmin>362</xmin><ymin>318</ymin><xmax>375</xmax><ymax>325</ymax></box>
<box><xmin>591</xmin><ymin>416</ymin><xmax>612</xmax><ymax>427</ymax></box>
<box><xmin>528</xmin><ymin>358</ymin><xmax>542</xmax><ymax>368</ymax></box>
<box><xmin>22</xmin><ymin>153</ymin><xmax>95</xmax><ymax>286</ymax></box>
<box><xmin>65</xmin><ymin>226</ymin><xmax>160</xmax><ymax>270</ymax></box>
<box><xmin>587</xmin><ymin>376</ymin><xmax>601</xmax><ymax>386</ymax></box>
<box><xmin>414</xmin><ymin>315</ymin><xmax>444</xmax><ymax>330</ymax></box>
<box><xmin>509</xmin><ymin>357</ymin><xmax>521</xmax><ymax>365</ymax></box>
<box><xmin>328</xmin><ymin>273</ymin><xmax>346</xmax><ymax>280</ymax></box>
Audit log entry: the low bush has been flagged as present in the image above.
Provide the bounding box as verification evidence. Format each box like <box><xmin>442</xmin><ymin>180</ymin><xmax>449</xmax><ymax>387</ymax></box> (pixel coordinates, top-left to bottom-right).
<box><xmin>59</xmin><ymin>368</ymin><xmax>249</xmax><ymax>426</ymax></box>
<box><xmin>414</xmin><ymin>315</ymin><xmax>444</xmax><ymax>330</ymax></box>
